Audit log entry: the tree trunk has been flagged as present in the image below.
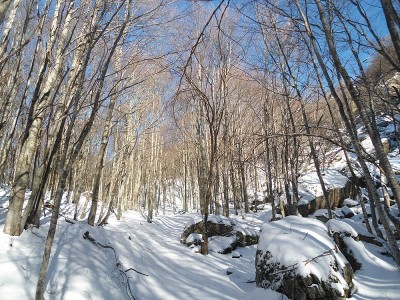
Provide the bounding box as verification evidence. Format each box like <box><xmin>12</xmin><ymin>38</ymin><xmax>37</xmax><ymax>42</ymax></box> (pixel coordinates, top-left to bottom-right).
<box><xmin>88</xmin><ymin>92</ymin><xmax>116</xmax><ymax>225</ymax></box>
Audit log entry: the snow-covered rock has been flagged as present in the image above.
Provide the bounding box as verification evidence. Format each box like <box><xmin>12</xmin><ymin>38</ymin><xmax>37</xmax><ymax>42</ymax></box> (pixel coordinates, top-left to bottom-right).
<box><xmin>180</xmin><ymin>215</ymin><xmax>235</xmax><ymax>244</ymax></box>
<box><xmin>209</xmin><ymin>236</ymin><xmax>237</xmax><ymax>254</ymax></box>
<box><xmin>186</xmin><ymin>233</ymin><xmax>202</xmax><ymax>247</ymax></box>
<box><xmin>342</xmin><ymin>198</ymin><xmax>359</xmax><ymax>208</ymax></box>
<box><xmin>297</xmin><ymin>170</ymin><xmax>356</xmax><ymax>216</ymax></box>
<box><xmin>235</xmin><ymin>226</ymin><xmax>259</xmax><ymax>247</ymax></box>
<box><xmin>180</xmin><ymin>214</ymin><xmax>259</xmax><ymax>254</ymax></box>
<box><xmin>327</xmin><ymin>219</ymin><xmax>362</xmax><ymax>271</ymax></box>
<box><xmin>338</xmin><ymin>206</ymin><xmax>355</xmax><ymax>219</ymax></box>
<box><xmin>255</xmin><ymin>216</ymin><xmax>353</xmax><ymax>300</ymax></box>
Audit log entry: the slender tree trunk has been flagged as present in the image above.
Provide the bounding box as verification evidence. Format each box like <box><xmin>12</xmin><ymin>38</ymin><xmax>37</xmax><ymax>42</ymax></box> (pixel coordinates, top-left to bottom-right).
<box><xmin>4</xmin><ymin>0</ymin><xmax>74</xmax><ymax>236</ymax></box>
<box><xmin>88</xmin><ymin>91</ymin><xmax>116</xmax><ymax>225</ymax></box>
<box><xmin>295</xmin><ymin>0</ymin><xmax>400</xmax><ymax>264</ymax></box>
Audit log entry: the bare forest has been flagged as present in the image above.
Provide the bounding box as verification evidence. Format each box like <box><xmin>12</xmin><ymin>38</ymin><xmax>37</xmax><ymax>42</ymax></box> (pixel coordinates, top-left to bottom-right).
<box><xmin>1</xmin><ymin>1</ymin><xmax>400</xmax><ymax>300</ymax></box>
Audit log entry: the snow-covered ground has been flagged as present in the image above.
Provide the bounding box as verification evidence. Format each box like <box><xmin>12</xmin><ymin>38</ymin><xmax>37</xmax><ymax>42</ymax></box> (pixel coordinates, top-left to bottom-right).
<box><xmin>0</xmin><ymin>189</ymin><xmax>283</xmax><ymax>300</ymax></box>
<box><xmin>0</xmin><ymin>186</ymin><xmax>399</xmax><ymax>299</ymax></box>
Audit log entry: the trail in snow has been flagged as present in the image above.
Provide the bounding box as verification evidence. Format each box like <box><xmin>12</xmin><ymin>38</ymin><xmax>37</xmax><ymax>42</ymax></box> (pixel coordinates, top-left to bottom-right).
<box><xmin>0</xmin><ymin>193</ymin><xmax>281</xmax><ymax>300</ymax></box>
<box><xmin>102</xmin><ymin>212</ymin><xmax>273</xmax><ymax>300</ymax></box>
<box><xmin>0</xmin><ymin>190</ymin><xmax>399</xmax><ymax>300</ymax></box>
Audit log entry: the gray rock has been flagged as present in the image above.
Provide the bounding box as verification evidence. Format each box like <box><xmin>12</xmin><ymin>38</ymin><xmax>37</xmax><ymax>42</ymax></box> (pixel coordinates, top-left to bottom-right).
<box><xmin>256</xmin><ymin>250</ymin><xmax>353</xmax><ymax>300</ymax></box>
<box><xmin>340</xmin><ymin>207</ymin><xmax>355</xmax><ymax>219</ymax></box>
<box><xmin>298</xmin><ymin>199</ymin><xmax>317</xmax><ymax>217</ymax></box>
<box><xmin>236</xmin><ymin>227</ymin><xmax>259</xmax><ymax>247</ymax></box>
<box><xmin>180</xmin><ymin>216</ymin><xmax>235</xmax><ymax>244</ymax></box>
<box><xmin>181</xmin><ymin>215</ymin><xmax>259</xmax><ymax>254</ymax></box>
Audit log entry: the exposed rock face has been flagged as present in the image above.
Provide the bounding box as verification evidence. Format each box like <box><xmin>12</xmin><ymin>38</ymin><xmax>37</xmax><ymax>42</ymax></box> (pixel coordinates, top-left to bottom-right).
<box><xmin>315</xmin><ymin>179</ymin><xmax>356</xmax><ymax>210</ymax></box>
<box><xmin>297</xmin><ymin>170</ymin><xmax>357</xmax><ymax>217</ymax></box>
<box><xmin>358</xmin><ymin>234</ymin><xmax>383</xmax><ymax>247</ymax></box>
<box><xmin>180</xmin><ymin>215</ymin><xmax>235</xmax><ymax>244</ymax></box>
<box><xmin>298</xmin><ymin>199</ymin><xmax>317</xmax><ymax>217</ymax></box>
<box><xmin>180</xmin><ymin>215</ymin><xmax>259</xmax><ymax>254</ymax></box>
<box><xmin>382</xmin><ymin>138</ymin><xmax>390</xmax><ymax>154</ymax></box>
<box><xmin>256</xmin><ymin>216</ymin><xmax>353</xmax><ymax>300</ymax></box>
<box><xmin>236</xmin><ymin>227</ymin><xmax>259</xmax><ymax>247</ymax></box>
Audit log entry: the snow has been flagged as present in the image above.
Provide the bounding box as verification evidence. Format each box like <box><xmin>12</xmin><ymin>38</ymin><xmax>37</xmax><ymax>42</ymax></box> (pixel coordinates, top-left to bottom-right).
<box><xmin>258</xmin><ymin>216</ymin><xmax>400</xmax><ymax>299</ymax></box>
<box><xmin>337</xmin><ymin>221</ymin><xmax>400</xmax><ymax>300</ymax></box>
<box><xmin>1</xmin><ymin>187</ymin><xmax>400</xmax><ymax>299</ymax></box>
<box><xmin>343</xmin><ymin>198</ymin><xmax>359</xmax><ymax>207</ymax></box>
<box><xmin>186</xmin><ymin>214</ymin><xmax>235</xmax><ymax>227</ymax></box>
<box><xmin>327</xmin><ymin>219</ymin><xmax>358</xmax><ymax>238</ymax></box>
<box><xmin>298</xmin><ymin>169</ymin><xmax>349</xmax><ymax>199</ymax></box>
<box><xmin>235</xmin><ymin>225</ymin><xmax>258</xmax><ymax>237</ymax></box>
<box><xmin>0</xmin><ymin>190</ymin><xmax>281</xmax><ymax>300</ymax></box>
<box><xmin>296</xmin><ymin>188</ymin><xmax>315</xmax><ymax>205</ymax></box>
<box><xmin>313</xmin><ymin>209</ymin><xmax>332</xmax><ymax>217</ymax></box>
<box><xmin>340</xmin><ymin>206</ymin><xmax>356</xmax><ymax>216</ymax></box>
<box><xmin>208</xmin><ymin>214</ymin><xmax>235</xmax><ymax>226</ymax></box>
<box><xmin>258</xmin><ymin>216</ymin><xmax>349</xmax><ymax>295</ymax></box>
<box><xmin>361</xmin><ymin>136</ymin><xmax>376</xmax><ymax>156</ymax></box>
<box><xmin>209</xmin><ymin>235</ymin><xmax>236</xmax><ymax>253</ymax></box>
<box><xmin>187</xmin><ymin>233</ymin><xmax>201</xmax><ymax>244</ymax></box>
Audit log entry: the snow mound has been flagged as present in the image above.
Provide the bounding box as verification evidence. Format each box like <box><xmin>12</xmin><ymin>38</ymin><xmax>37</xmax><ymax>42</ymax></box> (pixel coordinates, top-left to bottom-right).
<box><xmin>209</xmin><ymin>235</ymin><xmax>237</xmax><ymax>254</ymax></box>
<box><xmin>299</xmin><ymin>169</ymin><xmax>349</xmax><ymax>198</ymax></box>
<box><xmin>343</xmin><ymin>198</ymin><xmax>359</xmax><ymax>207</ymax></box>
<box><xmin>256</xmin><ymin>216</ymin><xmax>353</xmax><ymax>299</ymax></box>
<box><xmin>327</xmin><ymin>219</ymin><xmax>358</xmax><ymax>238</ymax></box>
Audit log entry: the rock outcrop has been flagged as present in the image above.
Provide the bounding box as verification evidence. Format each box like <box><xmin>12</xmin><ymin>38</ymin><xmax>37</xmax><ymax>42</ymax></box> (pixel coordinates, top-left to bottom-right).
<box><xmin>297</xmin><ymin>170</ymin><xmax>356</xmax><ymax>217</ymax></box>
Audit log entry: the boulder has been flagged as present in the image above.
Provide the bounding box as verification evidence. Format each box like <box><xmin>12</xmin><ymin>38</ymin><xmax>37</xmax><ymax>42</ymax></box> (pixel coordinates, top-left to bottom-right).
<box><xmin>327</xmin><ymin>219</ymin><xmax>362</xmax><ymax>271</ymax></box>
<box><xmin>312</xmin><ymin>209</ymin><xmax>339</xmax><ymax>223</ymax></box>
<box><xmin>339</xmin><ymin>206</ymin><xmax>355</xmax><ymax>219</ymax></box>
<box><xmin>298</xmin><ymin>199</ymin><xmax>317</xmax><ymax>217</ymax></box>
<box><xmin>180</xmin><ymin>215</ymin><xmax>235</xmax><ymax>244</ymax></box>
<box><xmin>256</xmin><ymin>216</ymin><xmax>353</xmax><ymax>300</ymax></box>
<box><xmin>186</xmin><ymin>233</ymin><xmax>202</xmax><ymax>247</ymax></box>
<box><xmin>181</xmin><ymin>214</ymin><xmax>259</xmax><ymax>254</ymax></box>
<box><xmin>209</xmin><ymin>236</ymin><xmax>237</xmax><ymax>254</ymax></box>
<box><xmin>342</xmin><ymin>198</ymin><xmax>359</xmax><ymax>208</ymax></box>
<box><xmin>236</xmin><ymin>227</ymin><xmax>259</xmax><ymax>247</ymax></box>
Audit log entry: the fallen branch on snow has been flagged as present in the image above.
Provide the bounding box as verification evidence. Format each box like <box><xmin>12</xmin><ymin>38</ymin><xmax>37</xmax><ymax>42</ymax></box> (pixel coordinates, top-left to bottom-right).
<box><xmin>125</xmin><ymin>268</ymin><xmax>148</xmax><ymax>277</ymax></box>
<box><xmin>83</xmin><ymin>231</ymin><xmax>147</xmax><ymax>300</ymax></box>
<box><xmin>268</xmin><ymin>248</ymin><xmax>336</xmax><ymax>275</ymax></box>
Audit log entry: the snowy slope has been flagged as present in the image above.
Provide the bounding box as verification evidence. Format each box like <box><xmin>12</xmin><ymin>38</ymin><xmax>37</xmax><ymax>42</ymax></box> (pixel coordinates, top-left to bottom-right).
<box><xmin>1</xmin><ymin>187</ymin><xmax>400</xmax><ymax>299</ymax></box>
<box><xmin>0</xmin><ymin>192</ymin><xmax>283</xmax><ymax>300</ymax></box>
